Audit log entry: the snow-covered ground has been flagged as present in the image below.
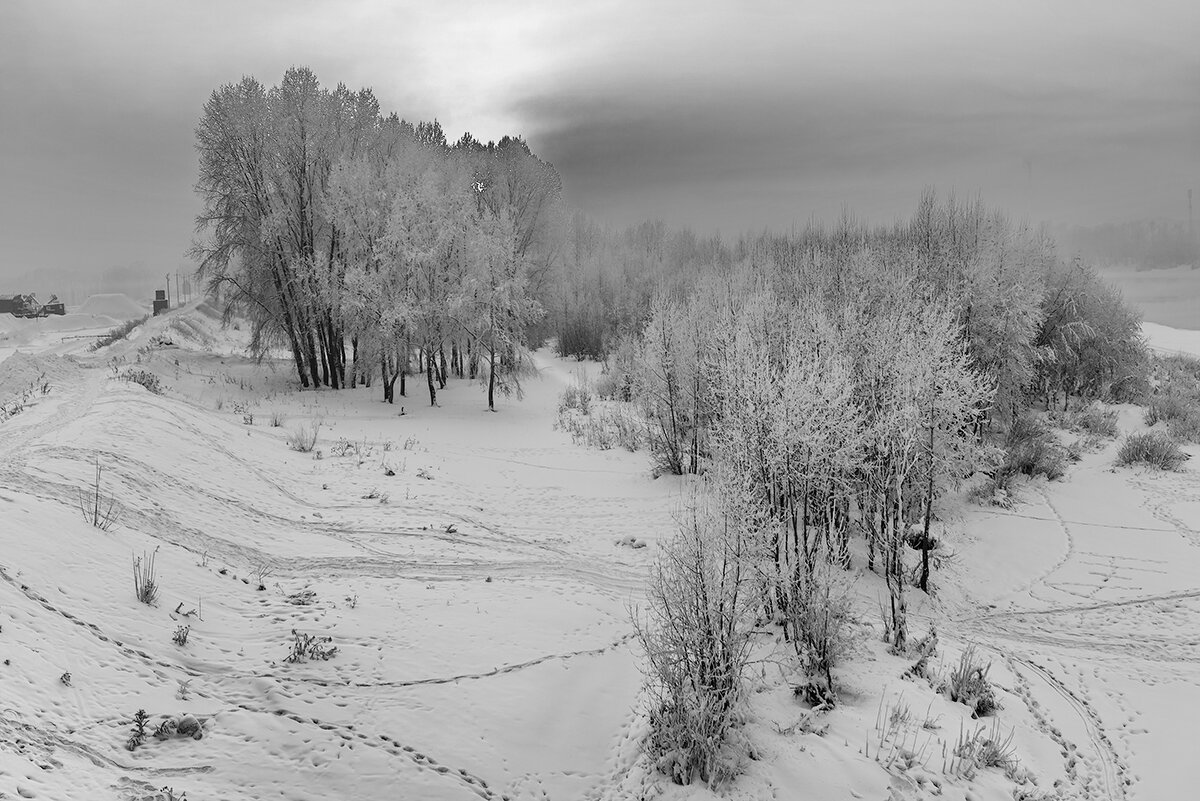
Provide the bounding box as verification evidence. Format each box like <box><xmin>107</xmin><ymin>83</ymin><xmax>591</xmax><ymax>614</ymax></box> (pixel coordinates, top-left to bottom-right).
<box><xmin>1142</xmin><ymin>322</ymin><xmax>1200</xmax><ymax>359</ymax></box>
<box><xmin>0</xmin><ymin>308</ymin><xmax>1197</xmax><ymax>800</ymax></box>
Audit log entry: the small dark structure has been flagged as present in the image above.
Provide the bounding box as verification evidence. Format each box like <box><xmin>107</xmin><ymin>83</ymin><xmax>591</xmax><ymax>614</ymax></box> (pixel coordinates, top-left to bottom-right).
<box><xmin>152</xmin><ymin>289</ymin><xmax>169</xmax><ymax>316</ymax></box>
<box><xmin>1</xmin><ymin>293</ymin><xmax>65</xmax><ymax>317</ymax></box>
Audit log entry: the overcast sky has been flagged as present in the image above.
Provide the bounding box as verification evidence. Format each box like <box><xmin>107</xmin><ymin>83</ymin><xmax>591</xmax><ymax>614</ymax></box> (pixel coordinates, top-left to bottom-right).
<box><xmin>1</xmin><ymin>0</ymin><xmax>1197</xmax><ymax>282</ymax></box>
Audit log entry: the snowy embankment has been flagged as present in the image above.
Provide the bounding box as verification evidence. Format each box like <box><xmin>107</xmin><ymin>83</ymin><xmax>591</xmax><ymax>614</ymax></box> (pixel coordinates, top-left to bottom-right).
<box><xmin>76</xmin><ymin>293</ymin><xmax>149</xmax><ymax>321</ymax></box>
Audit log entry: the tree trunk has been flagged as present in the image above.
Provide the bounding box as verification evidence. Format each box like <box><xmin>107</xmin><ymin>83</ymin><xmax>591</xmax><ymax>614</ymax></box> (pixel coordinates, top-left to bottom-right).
<box><xmin>427</xmin><ymin>349</ymin><xmax>437</xmax><ymax>406</ymax></box>
<box><xmin>487</xmin><ymin>346</ymin><xmax>497</xmax><ymax>410</ymax></box>
<box><xmin>381</xmin><ymin>351</ymin><xmax>392</xmax><ymax>403</ymax></box>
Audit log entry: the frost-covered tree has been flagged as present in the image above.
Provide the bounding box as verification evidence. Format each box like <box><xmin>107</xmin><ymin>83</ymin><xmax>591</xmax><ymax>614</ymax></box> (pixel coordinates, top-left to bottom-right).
<box><xmin>193</xmin><ymin>68</ymin><xmax>555</xmax><ymax>407</ymax></box>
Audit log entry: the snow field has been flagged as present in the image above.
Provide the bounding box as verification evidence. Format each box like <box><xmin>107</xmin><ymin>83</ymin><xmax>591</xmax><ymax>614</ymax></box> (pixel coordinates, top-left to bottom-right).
<box><xmin>0</xmin><ymin>310</ymin><xmax>1198</xmax><ymax>799</ymax></box>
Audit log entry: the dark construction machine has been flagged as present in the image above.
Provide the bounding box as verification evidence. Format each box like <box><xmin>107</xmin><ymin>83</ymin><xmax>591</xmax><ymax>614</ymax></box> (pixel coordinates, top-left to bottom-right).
<box><xmin>0</xmin><ymin>293</ymin><xmax>66</xmax><ymax>318</ymax></box>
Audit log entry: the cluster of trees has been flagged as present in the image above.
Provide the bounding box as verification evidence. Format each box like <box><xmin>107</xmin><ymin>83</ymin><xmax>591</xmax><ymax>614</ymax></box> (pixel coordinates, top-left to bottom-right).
<box><xmin>616</xmin><ymin>195</ymin><xmax>1148</xmax><ymax>786</ymax></box>
<box><xmin>192</xmin><ymin>68</ymin><xmax>561</xmax><ymax>409</ymax></box>
<box><xmin>561</xmin><ymin>193</ymin><xmax>1146</xmax><ymax>420</ymax></box>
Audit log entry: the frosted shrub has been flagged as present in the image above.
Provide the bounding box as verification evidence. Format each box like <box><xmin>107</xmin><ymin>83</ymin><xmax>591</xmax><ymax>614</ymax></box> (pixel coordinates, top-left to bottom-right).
<box><xmin>120</xmin><ymin>368</ymin><xmax>164</xmax><ymax>395</ymax></box>
<box><xmin>787</xmin><ymin>561</ymin><xmax>856</xmax><ymax>704</ymax></box>
<box><xmin>1004</xmin><ymin>415</ymin><xmax>1067</xmax><ymax>481</ymax></box>
<box><xmin>557</xmin><ymin>403</ymin><xmax>644</xmax><ymax>452</ymax></box>
<box><xmin>557</xmin><ymin>383</ymin><xmax>592</xmax><ymax>416</ymax></box>
<box><xmin>1116</xmin><ymin>431</ymin><xmax>1187</xmax><ymax>470</ymax></box>
<box><xmin>286</xmin><ymin>420</ymin><xmax>321</xmax><ymax>453</ymax></box>
<box><xmin>1144</xmin><ymin>355</ymin><xmax>1200</xmax><ymax>442</ymax></box>
<box><xmin>634</xmin><ymin>499</ymin><xmax>752</xmax><ymax>787</ymax></box>
<box><xmin>1069</xmin><ymin>403</ymin><xmax>1119</xmax><ymax>438</ymax></box>
<box><xmin>285</xmin><ymin>630</ymin><xmax>338</xmax><ymax>663</ymax></box>
<box><xmin>90</xmin><ymin>315</ymin><xmax>149</xmax><ymax>351</ymax></box>
<box><xmin>945</xmin><ymin>644</ymin><xmax>999</xmax><ymax>718</ymax></box>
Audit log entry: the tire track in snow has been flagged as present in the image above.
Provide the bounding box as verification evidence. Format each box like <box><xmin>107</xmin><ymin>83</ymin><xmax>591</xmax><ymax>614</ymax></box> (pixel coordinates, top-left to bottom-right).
<box><xmin>1005</xmin><ymin>655</ymin><xmax>1126</xmax><ymax>800</ymax></box>
<box><xmin>958</xmin><ymin>587</ymin><xmax>1200</xmax><ymax>622</ymax></box>
<box><xmin>954</xmin><ymin>488</ymin><xmax>1129</xmax><ymax>800</ymax></box>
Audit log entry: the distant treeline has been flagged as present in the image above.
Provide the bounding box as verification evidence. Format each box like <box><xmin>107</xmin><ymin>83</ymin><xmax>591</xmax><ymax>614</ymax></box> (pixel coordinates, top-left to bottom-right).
<box><xmin>1059</xmin><ymin>219</ymin><xmax>1198</xmax><ymax>270</ymax></box>
<box><xmin>556</xmin><ymin>193</ymin><xmax>1146</xmax><ymax>412</ymax></box>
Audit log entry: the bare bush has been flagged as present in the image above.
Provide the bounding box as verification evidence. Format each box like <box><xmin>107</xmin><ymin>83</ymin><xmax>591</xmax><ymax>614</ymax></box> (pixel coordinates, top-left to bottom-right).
<box><xmin>286</xmin><ymin>420</ymin><xmax>322</xmax><ymax>453</ymax></box>
<box><xmin>634</xmin><ymin>498</ymin><xmax>753</xmax><ymax>787</ymax></box>
<box><xmin>78</xmin><ymin>456</ymin><xmax>122</xmax><ymax>531</ymax></box>
<box><xmin>787</xmin><ymin>561</ymin><xmax>857</xmax><ymax>702</ymax></box>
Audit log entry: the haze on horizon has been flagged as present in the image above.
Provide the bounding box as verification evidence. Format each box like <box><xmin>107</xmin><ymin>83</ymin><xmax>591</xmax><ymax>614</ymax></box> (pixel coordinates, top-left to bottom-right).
<box><xmin>1</xmin><ymin>0</ymin><xmax>1197</xmax><ymax>290</ymax></box>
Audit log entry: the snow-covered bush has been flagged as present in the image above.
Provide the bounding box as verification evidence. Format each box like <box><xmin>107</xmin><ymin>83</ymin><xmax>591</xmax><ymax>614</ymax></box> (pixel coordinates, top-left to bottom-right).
<box><xmin>1145</xmin><ymin>357</ymin><xmax>1200</xmax><ymax>442</ymax></box>
<box><xmin>1064</xmin><ymin>403</ymin><xmax>1119</xmax><ymax>439</ymax></box>
<box><xmin>634</xmin><ymin>498</ymin><xmax>753</xmax><ymax>787</ymax></box>
<box><xmin>285</xmin><ymin>630</ymin><xmax>338</xmax><ymax>663</ymax></box>
<box><xmin>1116</xmin><ymin>431</ymin><xmax>1187</xmax><ymax>470</ymax></box>
<box><xmin>557</xmin><ymin>383</ymin><xmax>592</xmax><ymax>416</ymax></box>
<box><xmin>787</xmin><ymin>562</ymin><xmax>857</xmax><ymax>701</ymax></box>
<box><xmin>1003</xmin><ymin>415</ymin><xmax>1068</xmax><ymax>481</ymax></box>
<box><xmin>78</xmin><ymin>456</ymin><xmax>122</xmax><ymax>531</ymax></box>
<box><xmin>120</xmin><ymin>368</ymin><xmax>164</xmax><ymax>395</ymax></box>
<box><xmin>952</xmin><ymin>720</ymin><xmax>1022</xmax><ymax>780</ymax></box>
<box><xmin>556</xmin><ymin>403</ymin><xmax>642</xmax><ymax>451</ymax></box>
<box><xmin>594</xmin><ymin>336</ymin><xmax>637</xmax><ymax>402</ymax></box>
<box><xmin>126</xmin><ymin>709</ymin><xmax>150</xmax><ymax>751</ymax></box>
<box><xmin>286</xmin><ymin>420</ymin><xmax>321</xmax><ymax>453</ymax></box>
<box><xmin>944</xmin><ymin>644</ymin><xmax>999</xmax><ymax>718</ymax></box>
<box><xmin>153</xmin><ymin>713</ymin><xmax>204</xmax><ymax>742</ymax></box>
<box><xmin>90</xmin><ymin>315</ymin><xmax>149</xmax><ymax>351</ymax></box>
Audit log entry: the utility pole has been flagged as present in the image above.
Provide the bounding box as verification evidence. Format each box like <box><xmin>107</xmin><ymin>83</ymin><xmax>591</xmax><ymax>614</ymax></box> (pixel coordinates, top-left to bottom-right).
<box><xmin>1189</xmin><ymin>189</ymin><xmax>1195</xmax><ymax>268</ymax></box>
<box><xmin>165</xmin><ymin>273</ymin><xmax>171</xmax><ymax>309</ymax></box>
<box><xmin>175</xmin><ymin>273</ymin><xmax>181</xmax><ymax>307</ymax></box>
